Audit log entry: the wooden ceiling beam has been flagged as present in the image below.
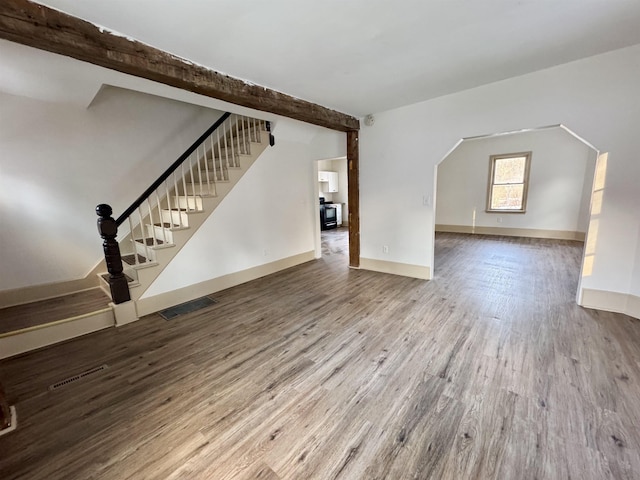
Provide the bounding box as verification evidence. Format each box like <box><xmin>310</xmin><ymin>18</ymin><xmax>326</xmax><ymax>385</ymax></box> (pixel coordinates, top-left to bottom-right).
<box><xmin>0</xmin><ymin>0</ymin><xmax>360</xmax><ymax>132</ymax></box>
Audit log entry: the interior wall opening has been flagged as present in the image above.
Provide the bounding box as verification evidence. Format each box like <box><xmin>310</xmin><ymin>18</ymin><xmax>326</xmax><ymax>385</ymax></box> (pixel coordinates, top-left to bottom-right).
<box><xmin>315</xmin><ymin>157</ymin><xmax>349</xmax><ymax>262</ymax></box>
<box><xmin>432</xmin><ymin>125</ymin><xmax>600</xmax><ymax>303</ymax></box>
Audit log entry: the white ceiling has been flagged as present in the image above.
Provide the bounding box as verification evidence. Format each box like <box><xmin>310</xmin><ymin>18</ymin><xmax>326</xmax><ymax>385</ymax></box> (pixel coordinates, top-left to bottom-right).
<box><xmin>19</xmin><ymin>1</ymin><xmax>640</xmax><ymax>116</ymax></box>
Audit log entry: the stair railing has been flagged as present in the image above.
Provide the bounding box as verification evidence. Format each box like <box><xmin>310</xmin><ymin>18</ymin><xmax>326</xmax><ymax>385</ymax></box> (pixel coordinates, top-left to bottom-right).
<box><xmin>96</xmin><ymin>113</ymin><xmax>265</xmax><ymax>304</ymax></box>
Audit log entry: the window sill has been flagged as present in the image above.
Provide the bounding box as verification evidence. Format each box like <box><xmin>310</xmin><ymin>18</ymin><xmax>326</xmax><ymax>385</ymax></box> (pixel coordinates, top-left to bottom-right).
<box><xmin>486</xmin><ymin>209</ymin><xmax>527</xmax><ymax>214</ymax></box>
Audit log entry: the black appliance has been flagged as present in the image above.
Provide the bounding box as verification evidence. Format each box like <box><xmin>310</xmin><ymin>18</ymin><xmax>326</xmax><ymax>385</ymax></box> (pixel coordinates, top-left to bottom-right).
<box><xmin>319</xmin><ymin>197</ymin><xmax>337</xmax><ymax>230</ymax></box>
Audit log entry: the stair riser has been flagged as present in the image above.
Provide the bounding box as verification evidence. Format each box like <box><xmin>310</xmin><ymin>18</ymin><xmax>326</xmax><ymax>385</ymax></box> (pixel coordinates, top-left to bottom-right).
<box><xmin>228</xmin><ymin>126</ymin><xmax>263</xmax><ymax>142</ymax></box>
<box><xmin>133</xmin><ymin>242</ymin><xmax>158</xmax><ymax>260</ymax></box>
<box><xmin>173</xmin><ymin>196</ymin><xmax>204</xmax><ymax>210</ymax></box>
<box><xmin>208</xmin><ymin>157</ymin><xmax>241</xmax><ymax>169</ymax></box>
<box><xmin>211</xmin><ymin>146</ymin><xmax>248</xmax><ymax>157</ymax></box>
<box><xmin>123</xmin><ymin>267</ymin><xmax>139</xmax><ymax>282</ymax></box>
<box><xmin>181</xmin><ymin>184</ymin><xmax>218</xmax><ymax>196</ymax></box>
<box><xmin>184</xmin><ymin>169</ymin><xmax>232</xmax><ymax>183</ymax></box>
<box><xmin>188</xmin><ymin>146</ymin><xmax>246</xmax><ymax>165</ymax></box>
<box><xmin>160</xmin><ymin>209</ymin><xmax>191</xmax><ymax>227</ymax></box>
<box><xmin>146</xmin><ymin>224</ymin><xmax>175</xmax><ymax>244</ymax></box>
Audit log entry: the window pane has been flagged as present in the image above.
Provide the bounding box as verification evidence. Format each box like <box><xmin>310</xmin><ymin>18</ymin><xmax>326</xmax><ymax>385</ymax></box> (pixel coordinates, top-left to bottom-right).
<box><xmin>494</xmin><ymin>157</ymin><xmax>526</xmax><ymax>184</ymax></box>
<box><xmin>491</xmin><ymin>184</ymin><xmax>524</xmax><ymax>210</ymax></box>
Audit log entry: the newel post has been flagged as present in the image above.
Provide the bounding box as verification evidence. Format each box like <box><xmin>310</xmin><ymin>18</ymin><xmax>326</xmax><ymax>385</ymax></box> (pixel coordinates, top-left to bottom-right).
<box><xmin>96</xmin><ymin>204</ymin><xmax>131</xmax><ymax>304</ymax></box>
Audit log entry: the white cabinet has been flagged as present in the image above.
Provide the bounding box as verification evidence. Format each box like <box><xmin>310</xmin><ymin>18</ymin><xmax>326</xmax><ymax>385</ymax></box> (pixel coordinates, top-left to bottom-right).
<box><xmin>318</xmin><ymin>170</ymin><xmax>339</xmax><ymax>192</ymax></box>
<box><xmin>318</xmin><ymin>170</ymin><xmax>330</xmax><ymax>182</ymax></box>
<box><xmin>327</xmin><ymin>172</ymin><xmax>339</xmax><ymax>193</ymax></box>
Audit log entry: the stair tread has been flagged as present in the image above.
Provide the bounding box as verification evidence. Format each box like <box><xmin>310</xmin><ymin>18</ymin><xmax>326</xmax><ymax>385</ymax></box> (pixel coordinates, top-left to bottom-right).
<box><xmin>165</xmin><ymin>209</ymin><xmax>204</xmax><ymax>214</ymax></box>
<box><xmin>135</xmin><ymin>238</ymin><xmax>165</xmax><ymax>246</ymax></box>
<box><xmin>122</xmin><ymin>253</ymin><xmax>148</xmax><ymax>265</ymax></box>
<box><xmin>0</xmin><ymin>288</ymin><xmax>111</xmax><ymax>336</ymax></box>
<box><xmin>101</xmin><ymin>273</ymin><xmax>136</xmax><ymax>284</ymax></box>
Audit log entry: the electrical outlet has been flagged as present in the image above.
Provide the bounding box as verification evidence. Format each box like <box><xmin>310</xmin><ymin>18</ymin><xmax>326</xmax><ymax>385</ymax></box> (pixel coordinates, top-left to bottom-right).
<box><xmin>383</xmin><ymin>245</ymin><xmax>389</xmax><ymax>254</ymax></box>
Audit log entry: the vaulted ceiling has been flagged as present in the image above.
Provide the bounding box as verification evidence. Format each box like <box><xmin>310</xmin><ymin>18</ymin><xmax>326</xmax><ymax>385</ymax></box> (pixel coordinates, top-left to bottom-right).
<box><xmin>12</xmin><ymin>1</ymin><xmax>640</xmax><ymax>116</ymax></box>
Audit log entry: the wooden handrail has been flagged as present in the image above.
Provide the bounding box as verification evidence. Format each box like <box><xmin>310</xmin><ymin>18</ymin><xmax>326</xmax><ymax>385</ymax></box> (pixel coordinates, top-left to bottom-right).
<box><xmin>115</xmin><ymin>112</ymin><xmax>231</xmax><ymax>226</ymax></box>
<box><xmin>0</xmin><ymin>382</ymin><xmax>11</xmax><ymax>430</ymax></box>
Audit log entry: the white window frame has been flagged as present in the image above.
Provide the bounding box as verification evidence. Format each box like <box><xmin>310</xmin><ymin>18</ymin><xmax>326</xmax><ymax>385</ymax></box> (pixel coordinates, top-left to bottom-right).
<box><xmin>486</xmin><ymin>151</ymin><xmax>532</xmax><ymax>213</ymax></box>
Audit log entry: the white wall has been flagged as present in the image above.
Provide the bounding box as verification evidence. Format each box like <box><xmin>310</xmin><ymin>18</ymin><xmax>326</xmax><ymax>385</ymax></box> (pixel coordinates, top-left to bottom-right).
<box><xmin>360</xmin><ymin>44</ymin><xmax>640</xmax><ymax>301</ymax></box>
<box><xmin>435</xmin><ymin>128</ymin><xmax>596</xmax><ymax>234</ymax></box>
<box><xmin>0</xmin><ymin>86</ymin><xmax>222</xmax><ymax>291</ymax></box>
<box><xmin>310</xmin><ymin>128</ymin><xmax>346</xmax><ymax>161</ymax></box>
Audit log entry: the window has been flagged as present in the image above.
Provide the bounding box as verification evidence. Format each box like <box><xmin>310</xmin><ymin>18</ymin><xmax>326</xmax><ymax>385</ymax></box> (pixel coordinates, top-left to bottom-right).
<box><xmin>486</xmin><ymin>151</ymin><xmax>531</xmax><ymax>213</ymax></box>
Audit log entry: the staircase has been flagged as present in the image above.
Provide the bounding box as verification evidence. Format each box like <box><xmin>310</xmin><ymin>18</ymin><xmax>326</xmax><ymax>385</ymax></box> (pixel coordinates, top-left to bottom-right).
<box><xmin>98</xmin><ymin>113</ymin><xmax>269</xmax><ymax>321</ymax></box>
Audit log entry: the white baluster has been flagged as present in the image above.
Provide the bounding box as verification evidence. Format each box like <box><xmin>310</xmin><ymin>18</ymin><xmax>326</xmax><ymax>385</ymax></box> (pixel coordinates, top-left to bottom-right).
<box><xmin>232</xmin><ymin>115</ymin><xmax>238</xmax><ymax>155</ymax></box>
<box><xmin>223</xmin><ymin>118</ymin><xmax>230</xmax><ymax>170</ymax></box>
<box><xmin>196</xmin><ymin>144</ymin><xmax>204</xmax><ymax>196</ymax></box>
<box><xmin>164</xmin><ymin>180</ymin><xmax>172</xmax><ymax>228</ymax></box>
<box><xmin>205</xmin><ymin>135</ymin><xmax>213</xmax><ymax>195</ymax></box>
<box><xmin>241</xmin><ymin>115</ymin><xmax>247</xmax><ymax>154</ymax></box>
<box><xmin>173</xmin><ymin>172</ymin><xmax>182</xmax><ymax>228</ymax></box>
<box><xmin>205</xmin><ymin>133</ymin><xmax>218</xmax><ymax>195</ymax></box>
<box><xmin>138</xmin><ymin>207</ymin><xmax>152</xmax><ymax>263</ymax></box>
<box><xmin>228</xmin><ymin>117</ymin><xmax>236</xmax><ymax>168</ymax></box>
<box><xmin>216</xmin><ymin>128</ymin><xmax>222</xmax><ymax>181</ymax></box>
<box><xmin>128</xmin><ymin>216</ymin><xmax>139</xmax><ymax>266</ymax></box>
<box><xmin>146</xmin><ymin>198</ymin><xmax>157</xmax><ymax>247</ymax></box>
<box><xmin>155</xmin><ymin>191</ymin><xmax>167</xmax><ymax>244</ymax></box>
<box><xmin>189</xmin><ymin>154</ymin><xmax>197</xmax><ymax>210</ymax></box>
<box><xmin>245</xmin><ymin>116</ymin><xmax>251</xmax><ymax>154</ymax></box>
<box><xmin>181</xmin><ymin>163</ymin><xmax>189</xmax><ymax>212</ymax></box>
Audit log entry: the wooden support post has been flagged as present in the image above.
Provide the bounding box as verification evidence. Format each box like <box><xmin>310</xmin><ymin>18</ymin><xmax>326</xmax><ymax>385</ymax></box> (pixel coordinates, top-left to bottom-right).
<box><xmin>96</xmin><ymin>204</ymin><xmax>131</xmax><ymax>304</ymax></box>
<box><xmin>0</xmin><ymin>382</ymin><xmax>11</xmax><ymax>430</ymax></box>
<box><xmin>347</xmin><ymin>130</ymin><xmax>360</xmax><ymax>268</ymax></box>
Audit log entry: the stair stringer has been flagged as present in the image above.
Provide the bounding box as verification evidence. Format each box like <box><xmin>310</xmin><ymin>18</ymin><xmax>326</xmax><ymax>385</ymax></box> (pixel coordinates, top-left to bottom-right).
<box><xmin>99</xmin><ymin>129</ymin><xmax>270</xmax><ymax>319</ymax></box>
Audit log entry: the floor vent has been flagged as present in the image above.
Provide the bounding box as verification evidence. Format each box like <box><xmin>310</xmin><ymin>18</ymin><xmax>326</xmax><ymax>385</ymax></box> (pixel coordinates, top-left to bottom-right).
<box><xmin>48</xmin><ymin>364</ymin><xmax>109</xmax><ymax>391</ymax></box>
<box><xmin>159</xmin><ymin>296</ymin><xmax>217</xmax><ymax>320</ymax></box>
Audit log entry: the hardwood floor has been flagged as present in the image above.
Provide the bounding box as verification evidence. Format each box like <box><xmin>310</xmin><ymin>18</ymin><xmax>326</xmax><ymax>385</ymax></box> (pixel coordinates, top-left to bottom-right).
<box><xmin>1</xmin><ymin>233</ymin><xmax>640</xmax><ymax>479</ymax></box>
<box><xmin>321</xmin><ymin>226</ymin><xmax>349</xmax><ymax>258</ymax></box>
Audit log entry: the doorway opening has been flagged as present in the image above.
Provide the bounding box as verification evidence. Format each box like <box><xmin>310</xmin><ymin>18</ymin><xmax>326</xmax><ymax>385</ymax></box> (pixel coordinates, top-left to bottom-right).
<box><xmin>432</xmin><ymin>124</ymin><xmax>602</xmax><ymax>304</ymax></box>
<box><xmin>315</xmin><ymin>157</ymin><xmax>349</xmax><ymax>263</ymax></box>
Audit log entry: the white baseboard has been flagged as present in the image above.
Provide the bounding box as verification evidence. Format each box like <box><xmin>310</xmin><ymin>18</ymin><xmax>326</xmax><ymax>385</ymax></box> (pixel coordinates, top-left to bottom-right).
<box><xmin>628</xmin><ymin>294</ymin><xmax>640</xmax><ymax>320</ymax></box>
<box><xmin>0</xmin><ymin>308</ymin><xmax>114</xmax><ymax>360</ymax></box>
<box><xmin>579</xmin><ymin>288</ymin><xmax>640</xmax><ymax>320</ymax></box>
<box><xmin>136</xmin><ymin>251</ymin><xmax>316</xmax><ymax>317</ymax></box>
<box><xmin>435</xmin><ymin>224</ymin><xmax>585</xmax><ymax>241</ymax></box>
<box><xmin>360</xmin><ymin>258</ymin><xmax>431</xmax><ymax>280</ymax></box>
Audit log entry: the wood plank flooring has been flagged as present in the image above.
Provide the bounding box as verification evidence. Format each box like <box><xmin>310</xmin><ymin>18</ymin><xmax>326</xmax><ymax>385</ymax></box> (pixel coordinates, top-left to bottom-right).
<box><xmin>1</xmin><ymin>232</ymin><xmax>640</xmax><ymax>479</ymax></box>
<box><xmin>0</xmin><ymin>288</ymin><xmax>111</xmax><ymax>335</ymax></box>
